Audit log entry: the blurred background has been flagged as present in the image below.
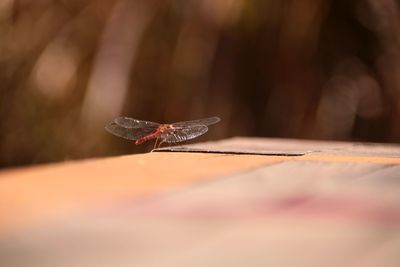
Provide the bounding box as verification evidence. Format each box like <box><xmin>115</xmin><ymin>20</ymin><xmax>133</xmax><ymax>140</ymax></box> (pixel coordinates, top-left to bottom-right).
<box><xmin>1</xmin><ymin>0</ymin><xmax>400</xmax><ymax>167</ymax></box>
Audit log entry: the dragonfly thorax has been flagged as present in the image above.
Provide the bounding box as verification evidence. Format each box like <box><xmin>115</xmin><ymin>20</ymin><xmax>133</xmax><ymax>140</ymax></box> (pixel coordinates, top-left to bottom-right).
<box><xmin>158</xmin><ymin>124</ymin><xmax>174</xmax><ymax>132</ymax></box>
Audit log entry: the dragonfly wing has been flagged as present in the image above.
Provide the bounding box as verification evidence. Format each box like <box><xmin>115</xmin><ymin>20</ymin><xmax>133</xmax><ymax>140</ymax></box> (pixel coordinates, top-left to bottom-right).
<box><xmin>172</xmin><ymin>116</ymin><xmax>221</xmax><ymax>127</ymax></box>
<box><xmin>162</xmin><ymin>124</ymin><xmax>208</xmax><ymax>143</ymax></box>
<box><xmin>113</xmin><ymin>117</ymin><xmax>160</xmax><ymax>128</ymax></box>
<box><xmin>105</xmin><ymin>122</ymin><xmax>157</xmax><ymax>141</ymax></box>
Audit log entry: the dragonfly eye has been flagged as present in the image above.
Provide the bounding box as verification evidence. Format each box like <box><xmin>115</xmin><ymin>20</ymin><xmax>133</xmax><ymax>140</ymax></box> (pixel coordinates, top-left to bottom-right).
<box><xmin>160</xmin><ymin>125</ymin><xmax>169</xmax><ymax>132</ymax></box>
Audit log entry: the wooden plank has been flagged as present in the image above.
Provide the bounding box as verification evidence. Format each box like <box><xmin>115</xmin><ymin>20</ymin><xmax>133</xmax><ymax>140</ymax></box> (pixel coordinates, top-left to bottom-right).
<box><xmin>1</xmin><ymin>159</ymin><xmax>400</xmax><ymax>267</ymax></box>
<box><xmin>0</xmin><ymin>152</ymin><xmax>284</xmax><ymax>232</ymax></box>
<box><xmin>1</xmin><ymin>137</ymin><xmax>400</xmax><ymax>267</ymax></box>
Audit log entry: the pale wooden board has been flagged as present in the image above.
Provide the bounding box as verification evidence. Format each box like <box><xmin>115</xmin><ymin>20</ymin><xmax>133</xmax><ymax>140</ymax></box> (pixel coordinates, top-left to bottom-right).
<box><xmin>0</xmin><ymin>152</ymin><xmax>284</xmax><ymax>232</ymax></box>
<box><xmin>1</xmin><ymin>137</ymin><xmax>400</xmax><ymax>267</ymax></box>
<box><xmin>1</xmin><ymin>159</ymin><xmax>400</xmax><ymax>267</ymax></box>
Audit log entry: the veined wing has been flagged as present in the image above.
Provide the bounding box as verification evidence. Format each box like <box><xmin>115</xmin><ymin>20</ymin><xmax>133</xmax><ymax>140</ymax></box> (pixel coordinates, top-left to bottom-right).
<box><xmin>113</xmin><ymin>117</ymin><xmax>160</xmax><ymax>128</ymax></box>
<box><xmin>163</xmin><ymin>124</ymin><xmax>208</xmax><ymax>143</ymax></box>
<box><xmin>172</xmin><ymin>116</ymin><xmax>221</xmax><ymax>127</ymax></box>
<box><xmin>105</xmin><ymin>122</ymin><xmax>158</xmax><ymax>141</ymax></box>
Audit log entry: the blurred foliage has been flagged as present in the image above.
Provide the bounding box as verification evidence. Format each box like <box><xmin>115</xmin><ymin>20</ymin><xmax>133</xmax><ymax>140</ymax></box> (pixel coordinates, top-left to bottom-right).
<box><xmin>1</xmin><ymin>0</ymin><xmax>400</xmax><ymax>167</ymax></box>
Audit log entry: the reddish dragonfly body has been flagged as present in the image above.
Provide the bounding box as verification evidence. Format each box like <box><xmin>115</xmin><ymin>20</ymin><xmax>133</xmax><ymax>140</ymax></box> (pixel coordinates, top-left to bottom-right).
<box><xmin>106</xmin><ymin>116</ymin><xmax>220</xmax><ymax>147</ymax></box>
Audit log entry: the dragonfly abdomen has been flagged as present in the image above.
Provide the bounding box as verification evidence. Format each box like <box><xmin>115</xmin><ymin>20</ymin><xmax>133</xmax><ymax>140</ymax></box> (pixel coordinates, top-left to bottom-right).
<box><xmin>135</xmin><ymin>129</ymin><xmax>161</xmax><ymax>145</ymax></box>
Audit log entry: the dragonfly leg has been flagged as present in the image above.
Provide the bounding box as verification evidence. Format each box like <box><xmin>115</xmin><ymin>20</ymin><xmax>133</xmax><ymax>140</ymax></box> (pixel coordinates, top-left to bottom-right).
<box><xmin>153</xmin><ymin>137</ymin><xmax>159</xmax><ymax>150</ymax></box>
<box><xmin>158</xmin><ymin>139</ymin><xmax>166</xmax><ymax>149</ymax></box>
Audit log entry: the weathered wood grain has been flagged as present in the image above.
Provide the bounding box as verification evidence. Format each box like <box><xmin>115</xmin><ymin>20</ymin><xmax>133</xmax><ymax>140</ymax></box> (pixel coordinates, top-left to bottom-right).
<box><xmin>1</xmin><ymin>137</ymin><xmax>400</xmax><ymax>267</ymax></box>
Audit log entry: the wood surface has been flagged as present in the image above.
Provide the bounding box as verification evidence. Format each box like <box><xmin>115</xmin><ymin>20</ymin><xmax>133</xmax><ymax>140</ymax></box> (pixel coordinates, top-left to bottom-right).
<box><xmin>1</xmin><ymin>137</ymin><xmax>399</xmax><ymax>267</ymax></box>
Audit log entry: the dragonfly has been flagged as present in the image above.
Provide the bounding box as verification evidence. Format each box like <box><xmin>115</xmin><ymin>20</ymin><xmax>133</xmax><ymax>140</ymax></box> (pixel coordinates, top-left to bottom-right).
<box><xmin>105</xmin><ymin>116</ymin><xmax>221</xmax><ymax>149</ymax></box>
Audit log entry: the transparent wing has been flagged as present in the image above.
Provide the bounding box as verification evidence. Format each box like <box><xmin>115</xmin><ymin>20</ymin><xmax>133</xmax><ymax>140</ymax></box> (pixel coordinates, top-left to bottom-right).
<box><xmin>162</xmin><ymin>124</ymin><xmax>208</xmax><ymax>143</ymax></box>
<box><xmin>105</xmin><ymin>122</ymin><xmax>158</xmax><ymax>141</ymax></box>
<box><xmin>113</xmin><ymin>117</ymin><xmax>160</xmax><ymax>128</ymax></box>
<box><xmin>172</xmin><ymin>116</ymin><xmax>221</xmax><ymax>127</ymax></box>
